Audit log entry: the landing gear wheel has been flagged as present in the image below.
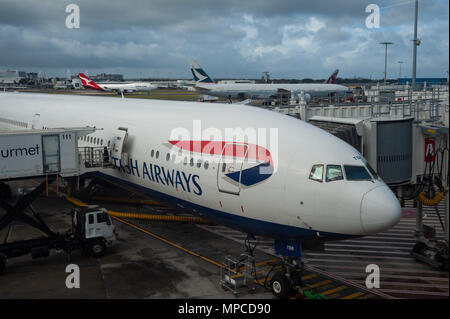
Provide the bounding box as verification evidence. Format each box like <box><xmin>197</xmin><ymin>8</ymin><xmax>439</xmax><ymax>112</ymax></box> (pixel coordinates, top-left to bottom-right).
<box><xmin>0</xmin><ymin>254</ymin><xmax>6</xmax><ymax>275</ymax></box>
<box><xmin>87</xmin><ymin>240</ymin><xmax>106</xmax><ymax>258</ymax></box>
<box><xmin>270</xmin><ymin>272</ymin><xmax>291</xmax><ymax>299</ymax></box>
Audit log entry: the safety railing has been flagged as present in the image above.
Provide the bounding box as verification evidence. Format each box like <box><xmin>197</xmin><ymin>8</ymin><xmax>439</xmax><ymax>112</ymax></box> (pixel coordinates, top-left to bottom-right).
<box><xmin>78</xmin><ymin>146</ymin><xmax>112</xmax><ymax>169</ymax></box>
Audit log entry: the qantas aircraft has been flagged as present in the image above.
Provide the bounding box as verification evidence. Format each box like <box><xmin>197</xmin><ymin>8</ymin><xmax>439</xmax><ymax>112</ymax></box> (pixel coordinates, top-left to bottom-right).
<box><xmin>189</xmin><ymin>60</ymin><xmax>350</xmax><ymax>102</ymax></box>
<box><xmin>78</xmin><ymin>73</ymin><xmax>157</xmax><ymax>94</ymax></box>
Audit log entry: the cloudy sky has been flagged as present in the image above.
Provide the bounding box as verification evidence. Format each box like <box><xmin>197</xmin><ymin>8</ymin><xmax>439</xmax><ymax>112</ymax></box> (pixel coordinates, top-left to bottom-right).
<box><xmin>0</xmin><ymin>0</ymin><xmax>448</xmax><ymax>79</ymax></box>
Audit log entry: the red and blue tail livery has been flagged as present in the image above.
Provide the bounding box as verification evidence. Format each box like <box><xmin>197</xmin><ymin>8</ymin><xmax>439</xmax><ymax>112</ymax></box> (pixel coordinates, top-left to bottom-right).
<box><xmin>169</xmin><ymin>140</ymin><xmax>274</xmax><ymax>187</ymax></box>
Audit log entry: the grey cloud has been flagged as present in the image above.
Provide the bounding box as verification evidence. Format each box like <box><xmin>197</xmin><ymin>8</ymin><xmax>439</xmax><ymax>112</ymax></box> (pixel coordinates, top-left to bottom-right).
<box><xmin>0</xmin><ymin>0</ymin><xmax>447</xmax><ymax>78</ymax></box>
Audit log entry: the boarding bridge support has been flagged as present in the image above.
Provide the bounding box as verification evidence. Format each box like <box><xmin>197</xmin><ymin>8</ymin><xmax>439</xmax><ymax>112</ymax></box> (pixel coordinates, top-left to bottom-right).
<box><xmin>0</xmin><ymin>176</ymin><xmax>56</xmax><ymax>234</ymax></box>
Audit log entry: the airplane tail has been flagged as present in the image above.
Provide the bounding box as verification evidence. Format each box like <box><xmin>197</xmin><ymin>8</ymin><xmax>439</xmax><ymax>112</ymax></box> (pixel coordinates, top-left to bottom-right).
<box><xmin>325</xmin><ymin>69</ymin><xmax>339</xmax><ymax>84</ymax></box>
<box><xmin>78</xmin><ymin>73</ymin><xmax>104</xmax><ymax>91</ymax></box>
<box><xmin>189</xmin><ymin>60</ymin><xmax>214</xmax><ymax>83</ymax></box>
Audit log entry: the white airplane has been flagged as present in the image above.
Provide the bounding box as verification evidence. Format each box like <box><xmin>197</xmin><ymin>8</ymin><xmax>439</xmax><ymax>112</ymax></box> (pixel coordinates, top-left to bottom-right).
<box><xmin>78</xmin><ymin>73</ymin><xmax>157</xmax><ymax>94</ymax></box>
<box><xmin>189</xmin><ymin>60</ymin><xmax>350</xmax><ymax>102</ymax></box>
<box><xmin>0</xmin><ymin>92</ymin><xmax>401</xmax><ymax>296</ymax></box>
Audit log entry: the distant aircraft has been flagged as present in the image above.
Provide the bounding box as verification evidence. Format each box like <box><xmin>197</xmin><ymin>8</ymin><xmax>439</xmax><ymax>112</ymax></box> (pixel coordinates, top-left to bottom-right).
<box><xmin>78</xmin><ymin>73</ymin><xmax>157</xmax><ymax>94</ymax></box>
<box><xmin>325</xmin><ymin>69</ymin><xmax>339</xmax><ymax>84</ymax></box>
<box><xmin>189</xmin><ymin>60</ymin><xmax>349</xmax><ymax>102</ymax></box>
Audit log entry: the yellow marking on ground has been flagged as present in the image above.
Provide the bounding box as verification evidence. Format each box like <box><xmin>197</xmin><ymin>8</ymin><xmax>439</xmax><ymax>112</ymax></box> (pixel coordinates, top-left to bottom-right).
<box><xmin>301</xmin><ymin>274</ymin><xmax>317</xmax><ymax>281</ymax></box>
<box><xmin>89</xmin><ymin>196</ymin><xmax>166</xmax><ymax>207</ymax></box>
<box><xmin>255</xmin><ymin>278</ymin><xmax>266</xmax><ymax>285</ymax></box>
<box><xmin>321</xmin><ymin>285</ymin><xmax>348</xmax><ymax>296</ymax></box>
<box><xmin>255</xmin><ymin>259</ymin><xmax>277</xmax><ymax>267</ymax></box>
<box><xmin>341</xmin><ymin>292</ymin><xmax>365</xmax><ymax>299</ymax></box>
<box><xmin>305</xmin><ymin>280</ymin><xmax>332</xmax><ymax>289</ymax></box>
<box><xmin>112</xmin><ymin>216</ymin><xmax>225</xmax><ymax>269</ymax></box>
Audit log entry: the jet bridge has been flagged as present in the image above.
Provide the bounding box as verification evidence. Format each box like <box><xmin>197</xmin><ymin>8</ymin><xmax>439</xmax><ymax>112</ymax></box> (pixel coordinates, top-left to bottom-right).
<box><xmin>0</xmin><ymin>127</ymin><xmax>115</xmax><ymax>272</ymax></box>
<box><xmin>0</xmin><ymin>127</ymin><xmax>100</xmax><ymax>181</ymax></box>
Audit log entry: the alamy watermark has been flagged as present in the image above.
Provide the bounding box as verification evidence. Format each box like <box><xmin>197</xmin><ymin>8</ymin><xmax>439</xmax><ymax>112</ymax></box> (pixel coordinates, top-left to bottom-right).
<box><xmin>365</xmin><ymin>264</ymin><xmax>380</xmax><ymax>288</ymax></box>
<box><xmin>65</xmin><ymin>264</ymin><xmax>80</xmax><ymax>289</ymax></box>
<box><xmin>365</xmin><ymin>4</ymin><xmax>380</xmax><ymax>29</ymax></box>
<box><xmin>65</xmin><ymin>4</ymin><xmax>80</xmax><ymax>29</ymax></box>
<box><xmin>168</xmin><ymin>120</ymin><xmax>279</xmax><ymax>175</ymax></box>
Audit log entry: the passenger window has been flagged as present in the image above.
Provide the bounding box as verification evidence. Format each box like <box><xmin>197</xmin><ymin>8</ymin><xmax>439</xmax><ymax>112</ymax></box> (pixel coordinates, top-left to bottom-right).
<box><xmin>344</xmin><ymin>165</ymin><xmax>372</xmax><ymax>181</ymax></box>
<box><xmin>309</xmin><ymin>164</ymin><xmax>324</xmax><ymax>182</ymax></box>
<box><xmin>88</xmin><ymin>214</ymin><xmax>94</xmax><ymax>224</ymax></box>
<box><xmin>326</xmin><ymin>165</ymin><xmax>344</xmax><ymax>182</ymax></box>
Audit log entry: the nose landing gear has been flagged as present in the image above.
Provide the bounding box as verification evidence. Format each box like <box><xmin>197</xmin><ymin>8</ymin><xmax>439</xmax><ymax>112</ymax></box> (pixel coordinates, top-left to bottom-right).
<box><xmin>268</xmin><ymin>256</ymin><xmax>304</xmax><ymax>299</ymax></box>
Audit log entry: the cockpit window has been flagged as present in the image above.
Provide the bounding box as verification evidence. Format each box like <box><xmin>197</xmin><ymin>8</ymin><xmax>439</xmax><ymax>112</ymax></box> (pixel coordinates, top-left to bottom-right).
<box><xmin>309</xmin><ymin>164</ymin><xmax>324</xmax><ymax>182</ymax></box>
<box><xmin>365</xmin><ymin>162</ymin><xmax>379</xmax><ymax>180</ymax></box>
<box><xmin>326</xmin><ymin>165</ymin><xmax>344</xmax><ymax>182</ymax></box>
<box><xmin>344</xmin><ymin>165</ymin><xmax>372</xmax><ymax>181</ymax></box>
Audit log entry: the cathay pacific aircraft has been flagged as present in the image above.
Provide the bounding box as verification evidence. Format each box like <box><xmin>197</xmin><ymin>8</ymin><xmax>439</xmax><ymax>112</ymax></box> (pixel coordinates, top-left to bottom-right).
<box><xmin>189</xmin><ymin>60</ymin><xmax>350</xmax><ymax>102</ymax></box>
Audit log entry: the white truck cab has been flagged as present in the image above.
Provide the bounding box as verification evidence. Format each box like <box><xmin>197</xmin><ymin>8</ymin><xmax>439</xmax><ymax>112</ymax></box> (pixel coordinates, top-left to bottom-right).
<box><xmin>72</xmin><ymin>206</ymin><xmax>117</xmax><ymax>257</ymax></box>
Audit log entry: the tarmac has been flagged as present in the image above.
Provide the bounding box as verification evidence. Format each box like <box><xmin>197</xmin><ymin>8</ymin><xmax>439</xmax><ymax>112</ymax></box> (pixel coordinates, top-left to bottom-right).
<box><xmin>1</xmin><ymin>180</ymin><xmax>446</xmax><ymax>299</ymax></box>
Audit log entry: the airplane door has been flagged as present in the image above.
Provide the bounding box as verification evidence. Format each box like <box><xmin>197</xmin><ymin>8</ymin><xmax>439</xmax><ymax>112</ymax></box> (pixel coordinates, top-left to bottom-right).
<box><xmin>112</xmin><ymin>127</ymin><xmax>128</xmax><ymax>164</ymax></box>
<box><xmin>217</xmin><ymin>143</ymin><xmax>248</xmax><ymax>195</ymax></box>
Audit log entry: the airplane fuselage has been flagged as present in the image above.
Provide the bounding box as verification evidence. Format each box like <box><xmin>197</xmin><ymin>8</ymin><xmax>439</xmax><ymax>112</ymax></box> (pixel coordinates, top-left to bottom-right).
<box><xmin>0</xmin><ymin>92</ymin><xmax>400</xmax><ymax>241</ymax></box>
<box><xmin>194</xmin><ymin>83</ymin><xmax>350</xmax><ymax>99</ymax></box>
<box><xmin>98</xmin><ymin>82</ymin><xmax>156</xmax><ymax>93</ymax></box>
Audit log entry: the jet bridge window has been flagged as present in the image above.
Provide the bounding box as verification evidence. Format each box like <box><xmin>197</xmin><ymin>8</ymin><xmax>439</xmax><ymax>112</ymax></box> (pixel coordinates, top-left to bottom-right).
<box><xmin>326</xmin><ymin>165</ymin><xmax>344</xmax><ymax>182</ymax></box>
<box><xmin>309</xmin><ymin>164</ymin><xmax>324</xmax><ymax>182</ymax></box>
<box><xmin>344</xmin><ymin>165</ymin><xmax>372</xmax><ymax>181</ymax></box>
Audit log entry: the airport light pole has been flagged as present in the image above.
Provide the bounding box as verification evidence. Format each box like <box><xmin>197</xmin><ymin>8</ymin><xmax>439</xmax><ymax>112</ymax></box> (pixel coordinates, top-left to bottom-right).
<box><xmin>398</xmin><ymin>61</ymin><xmax>405</xmax><ymax>79</ymax></box>
<box><xmin>412</xmin><ymin>0</ymin><xmax>420</xmax><ymax>90</ymax></box>
<box><xmin>380</xmin><ymin>42</ymin><xmax>394</xmax><ymax>86</ymax></box>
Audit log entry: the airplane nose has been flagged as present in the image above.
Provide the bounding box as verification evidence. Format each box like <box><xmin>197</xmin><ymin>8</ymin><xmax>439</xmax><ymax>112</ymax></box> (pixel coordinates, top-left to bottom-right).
<box><xmin>360</xmin><ymin>186</ymin><xmax>401</xmax><ymax>234</ymax></box>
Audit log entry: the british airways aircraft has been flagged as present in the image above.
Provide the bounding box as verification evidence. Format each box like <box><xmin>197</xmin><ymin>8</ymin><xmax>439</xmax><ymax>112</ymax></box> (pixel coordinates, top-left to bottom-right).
<box><xmin>78</xmin><ymin>73</ymin><xmax>157</xmax><ymax>94</ymax></box>
<box><xmin>189</xmin><ymin>60</ymin><xmax>350</xmax><ymax>102</ymax></box>
<box><xmin>0</xmin><ymin>92</ymin><xmax>400</xmax><ymax>243</ymax></box>
<box><xmin>0</xmin><ymin>91</ymin><xmax>401</xmax><ymax>297</ymax></box>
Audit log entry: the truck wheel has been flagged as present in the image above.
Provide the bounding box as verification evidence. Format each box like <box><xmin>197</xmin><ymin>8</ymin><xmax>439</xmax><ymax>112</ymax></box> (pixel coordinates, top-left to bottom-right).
<box><xmin>87</xmin><ymin>240</ymin><xmax>106</xmax><ymax>258</ymax></box>
<box><xmin>0</xmin><ymin>254</ymin><xmax>6</xmax><ymax>275</ymax></box>
<box><xmin>270</xmin><ymin>272</ymin><xmax>291</xmax><ymax>299</ymax></box>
